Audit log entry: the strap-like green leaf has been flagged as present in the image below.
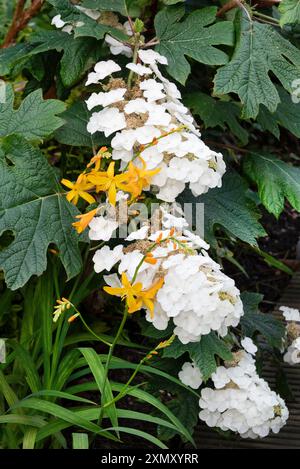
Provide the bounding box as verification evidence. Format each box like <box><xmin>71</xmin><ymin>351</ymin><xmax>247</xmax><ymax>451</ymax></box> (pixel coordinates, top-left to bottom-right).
<box><xmin>72</xmin><ymin>433</ymin><xmax>89</xmax><ymax>449</ymax></box>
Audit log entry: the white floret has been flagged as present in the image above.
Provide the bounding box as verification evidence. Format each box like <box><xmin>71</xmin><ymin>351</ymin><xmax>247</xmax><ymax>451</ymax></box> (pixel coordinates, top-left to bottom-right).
<box><xmin>178</xmin><ymin>362</ymin><xmax>203</xmax><ymax>389</ymax></box>
<box><xmin>199</xmin><ymin>351</ymin><xmax>289</xmax><ymax>439</ymax></box>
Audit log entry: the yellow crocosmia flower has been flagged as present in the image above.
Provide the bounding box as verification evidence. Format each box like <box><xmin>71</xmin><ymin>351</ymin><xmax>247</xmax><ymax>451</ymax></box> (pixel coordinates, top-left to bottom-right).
<box><xmin>125</xmin><ymin>161</ymin><xmax>161</xmax><ymax>199</ymax></box>
<box><xmin>140</xmin><ymin>277</ymin><xmax>164</xmax><ymax>318</ymax></box>
<box><xmin>61</xmin><ymin>174</ymin><xmax>96</xmax><ymax>205</ymax></box>
<box><xmin>103</xmin><ymin>273</ymin><xmax>164</xmax><ymax>315</ymax></box>
<box><xmin>87</xmin><ymin>162</ymin><xmax>130</xmax><ymax>206</ymax></box>
<box><xmin>87</xmin><ymin>147</ymin><xmax>110</xmax><ymax>171</ymax></box>
<box><xmin>72</xmin><ymin>208</ymin><xmax>98</xmax><ymax>234</ymax></box>
<box><xmin>103</xmin><ymin>272</ymin><xmax>143</xmax><ymax>313</ymax></box>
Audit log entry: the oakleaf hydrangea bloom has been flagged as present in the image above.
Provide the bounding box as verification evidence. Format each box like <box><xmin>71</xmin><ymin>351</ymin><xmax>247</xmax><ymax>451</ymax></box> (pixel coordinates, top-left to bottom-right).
<box><xmin>199</xmin><ymin>351</ymin><xmax>289</xmax><ymax>438</ymax></box>
<box><xmin>178</xmin><ymin>362</ymin><xmax>203</xmax><ymax>389</ymax></box>
<box><xmin>102</xmin><ymin>208</ymin><xmax>243</xmax><ymax>343</ymax></box>
<box><xmin>85</xmin><ymin>52</ymin><xmax>226</xmax><ymax>202</ymax></box>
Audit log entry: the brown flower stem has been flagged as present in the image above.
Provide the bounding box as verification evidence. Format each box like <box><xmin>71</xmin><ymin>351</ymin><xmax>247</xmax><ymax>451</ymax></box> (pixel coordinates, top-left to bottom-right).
<box><xmin>205</xmin><ymin>140</ymin><xmax>249</xmax><ymax>154</ymax></box>
<box><xmin>217</xmin><ymin>0</ymin><xmax>242</xmax><ymax>17</ymax></box>
<box><xmin>2</xmin><ymin>0</ymin><xmax>44</xmax><ymax>49</ymax></box>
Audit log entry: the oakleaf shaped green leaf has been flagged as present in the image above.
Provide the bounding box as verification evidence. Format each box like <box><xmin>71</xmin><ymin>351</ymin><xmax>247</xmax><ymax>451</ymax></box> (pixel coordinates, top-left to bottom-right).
<box><xmin>29</xmin><ymin>31</ymin><xmax>105</xmax><ymax>87</ymax></box>
<box><xmin>279</xmin><ymin>0</ymin><xmax>300</xmax><ymax>27</ymax></box>
<box><xmin>182</xmin><ymin>171</ymin><xmax>266</xmax><ymax>247</ymax></box>
<box><xmin>81</xmin><ymin>0</ymin><xmax>127</xmax><ymax>15</ymax></box>
<box><xmin>0</xmin><ymin>31</ymin><xmax>107</xmax><ymax>87</ymax></box>
<box><xmin>46</xmin><ymin>0</ymin><xmax>128</xmax><ymax>41</ymax></box>
<box><xmin>184</xmin><ymin>92</ymin><xmax>248</xmax><ymax>144</ymax></box>
<box><xmin>0</xmin><ymin>84</ymin><xmax>66</xmax><ymax>141</ymax></box>
<box><xmin>243</xmin><ymin>152</ymin><xmax>300</xmax><ymax>218</ymax></box>
<box><xmin>163</xmin><ymin>333</ymin><xmax>232</xmax><ymax>381</ymax></box>
<box><xmin>241</xmin><ymin>292</ymin><xmax>285</xmax><ymax>349</ymax></box>
<box><xmin>257</xmin><ymin>86</ymin><xmax>300</xmax><ymax>139</ymax></box>
<box><xmin>155</xmin><ymin>6</ymin><xmax>234</xmax><ymax>84</ymax></box>
<box><xmin>0</xmin><ymin>136</ymin><xmax>82</xmax><ymax>290</ymax></box>
<box><xmin>54</xmin><ymin>101</ymin><xmax>109</xmax><ymax>147</ymax></box>
<box><xmin>214</xmin><ymin>10</ymin><xmax>300</xmax><ymax>118</ymax></box>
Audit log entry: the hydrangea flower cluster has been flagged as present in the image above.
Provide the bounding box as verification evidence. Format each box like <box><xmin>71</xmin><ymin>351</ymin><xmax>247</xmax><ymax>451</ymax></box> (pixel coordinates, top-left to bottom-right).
<box><xmin>198</xmin><ymin>350</ymin><xmax>289</xmax><ymax>439</ymax></box>
<box><xmin>85</xmin><ymin>52</ymin><xmax>225</xmax><ymax>202</ymax></box>
<box><xmin>94</xmin><ymin>207</ymin><xmax>243</xmax><ymax>343</ymax></box>
<box><xmin>280</xmin><ymin>306</ymin><xmax>300</xmax><ymax>365</ymax></box>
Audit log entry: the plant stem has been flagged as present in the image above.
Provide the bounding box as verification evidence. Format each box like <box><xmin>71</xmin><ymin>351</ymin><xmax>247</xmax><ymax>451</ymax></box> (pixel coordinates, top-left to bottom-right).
<box><xmin>78</xmin><ymin>314</ymin><xmax>112</xmax><ymax>347</ymax></box>
<box><xmin>123</xmin><ymin>125</ymin><xmax>186</xmax><ymax>171</ymax></box>
<box><xmin>127</xmin><ymin>36</ymin><xmax>140</xmax><ymax>89</ymax></box>
<box><xmin>89</xmin><ymin>241</ymin><xmax>106</xmax><ymax>252</ymax></box>
<box><xmin>71</xmin><ymin>304</ymin><xmax>112</xmax><ymax>347</ymax></box>
<box><xmin>205</xmin><ymin>139</ymin><xmax>249</xmax><ymax>154</ymax></box>
<box><xmin>2</xmin><ymin>0</ymin><xmax>44</xmax><ymax>48</ymax></box>
<box><xmin>96</xmin><ymin>306</ymin><xmax>129</xmax><ymax>429</ymax></box>
<box><xmin>253</xmin><ymin>11</ymin><xmax>280</xmax><ymax>24</ymax></box>
<box><xmin>102</xmin><ymin>355</ymin><xmax>148</xmax><ymax>410</ymax></box>
<box><xmin>217</xmin><ymin>0</ymin><xmax>241</xmax><ymax>17</ymax></box>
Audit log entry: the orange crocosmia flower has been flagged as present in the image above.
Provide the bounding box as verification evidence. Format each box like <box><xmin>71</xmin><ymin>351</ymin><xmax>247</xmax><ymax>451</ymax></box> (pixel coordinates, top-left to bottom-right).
<box><xmin>125</xmin><ymin>161</ymin><xmax>160</xmax><ymax>199</ymax></box>
<box><xmin>87</xmin><ymin>162</ymin><xmax>130</xmax><ymax>206</ymax></box>
<box><xmin>103</xmin><ymin>272</ymin><xmax>143</xmax><ymax>313</ymax></box>
<box><xmin>103</xmin><ymin>273</ymin><xmax>164</xmax><ymax>315</ymax></box>
<box><xmin>155</xmin><ymin>232</ymin><xmax>163</xmax><ymax>243</ymax></box>
<box><xmin>72</xmin><ymin>208</ymin><xmax>98</xmax><ymax>234</ymax></box>
<box><xmin>139</xmin><ymin>277</ymin><xmax>164</xmax><ymax>318</ymax></box>
<box><xmin>61</xmin><ymin>174</ymin><xmax>96</xmax><ymax>205</ymax></box>
<box><xmin>145</xmin><ymin>257</ymin><xmax>157</xmax><ymax>265</ymax></box>
<box><xmin>144</xmin><ymin>253</ymin><xmax>157</xmax><ymax>265</ymax></box>
<box><xmin>87</xmin><ymin>147</ymin><xmax>110</xmax><ymax>171</ymax></box>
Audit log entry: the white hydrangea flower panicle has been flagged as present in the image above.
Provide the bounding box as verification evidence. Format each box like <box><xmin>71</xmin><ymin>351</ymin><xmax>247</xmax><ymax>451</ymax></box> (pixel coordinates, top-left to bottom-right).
<box><xmin>84</xmin><ymin>50</ymin><xmax>226</xmax><ymax>202</ymax></box>
<box><xmin>99</xmin><ymin>208</ymin><xmax>243</xmax><ymax>343</ymax></box>
<box><xmin>199</xmin><ymin>350</ymin><xmax>289</xmax><ymax>439</ymax></box>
